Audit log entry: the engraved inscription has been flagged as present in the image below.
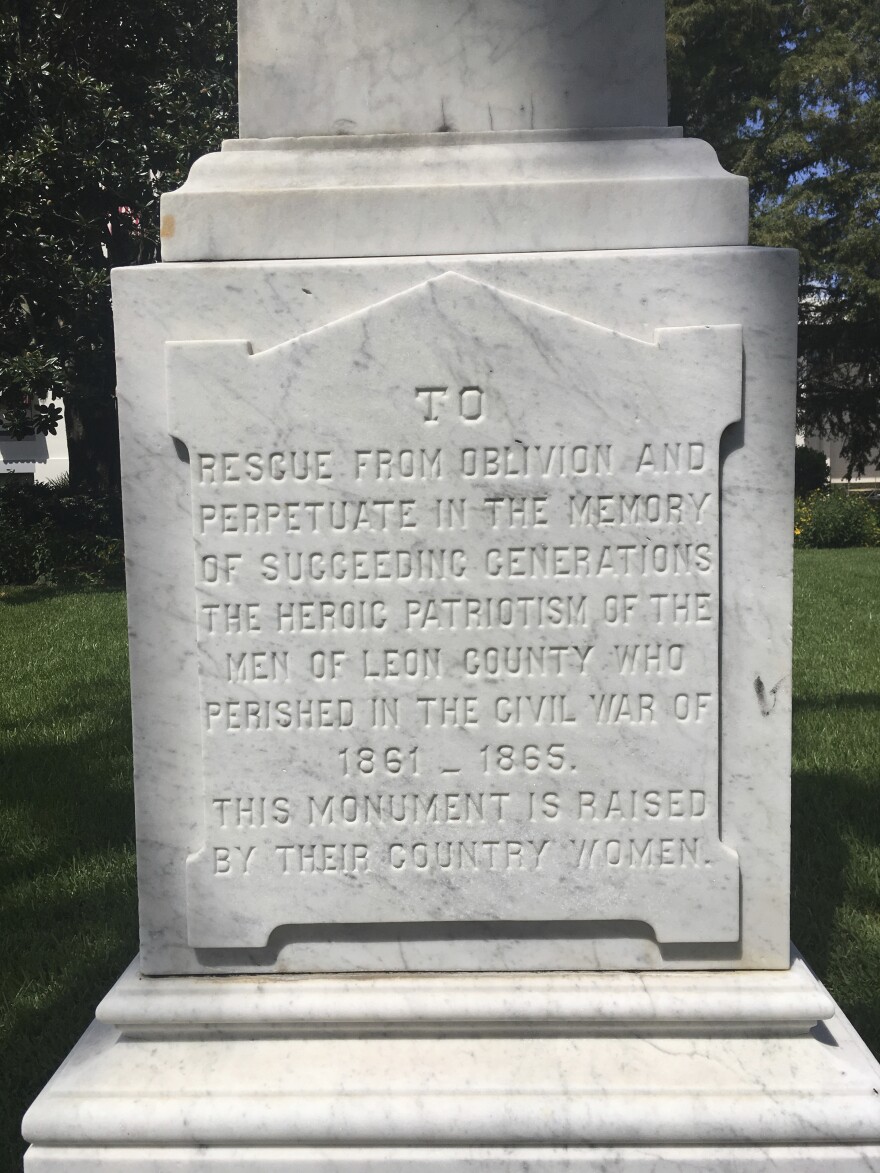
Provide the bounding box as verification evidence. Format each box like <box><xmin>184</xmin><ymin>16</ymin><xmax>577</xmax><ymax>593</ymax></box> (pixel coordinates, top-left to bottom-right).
<box><xmin>168</xmin><ymin>274</ymin><xmax>743</xmax><ymax>948</ymax></box>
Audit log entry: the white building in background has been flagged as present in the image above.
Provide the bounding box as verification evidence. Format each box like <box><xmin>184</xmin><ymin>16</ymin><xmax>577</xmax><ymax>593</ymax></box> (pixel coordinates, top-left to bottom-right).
<box><xmin>0</xmin><ymin>402</ymin><xmax>70</xmax><ymax>483</ymax></box>
<box><xmin>799</xmin><ymin>431</ymin><xmax>880</xmax><ymax>491</ymax></box>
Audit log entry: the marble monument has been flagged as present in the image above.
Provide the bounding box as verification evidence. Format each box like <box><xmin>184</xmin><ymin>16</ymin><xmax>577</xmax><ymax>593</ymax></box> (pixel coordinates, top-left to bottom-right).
<box><xmin>23</xmin><ymin>0</ymin><xmax>880</xmax><ymax>1168</ymax></box>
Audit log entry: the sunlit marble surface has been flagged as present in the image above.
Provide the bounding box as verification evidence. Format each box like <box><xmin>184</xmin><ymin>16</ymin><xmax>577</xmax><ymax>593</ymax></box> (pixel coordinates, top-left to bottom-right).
<box><xmin>23</xmin><ymin>961</ymin><xmax>880</xmax><ymax>1169</ymax></box>
<box><xmin>159</xmin><ymin>136</ymin><xmax>748</xmax><ymax>261</ymax></box>
<box><xmin>96</xmin><ymin>953</ymin><xmax>834</xmax><ymax>1034</ymax></box>
<box><xmin>111</xmin><ymin>245</ymin><xmax>796</xmax><ymax>977</ymax></box>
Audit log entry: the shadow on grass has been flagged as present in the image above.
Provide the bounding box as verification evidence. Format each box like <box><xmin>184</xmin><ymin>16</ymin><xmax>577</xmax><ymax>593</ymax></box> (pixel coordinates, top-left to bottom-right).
<box><xmin>791</xmin><ymin>765</ymin><xmax>880</xmax><ymax>1059</ymax></box>
<box><xmin>794</xmin><ymin>693</ymin><xmax>880</xmax><ymax>712</ymax></box>
<box><xmin>0</xmin><ymin>679</ymin><xmax>134</xmax><ymax>891</ymax></box>
<box><xmin>0</xmin><ymin>583</ymin><xmax>123</xmax><ymax>606</ymax></box>
<box><xmin>1</xmin><ymin>677</ymin><xmax>137</xmax><ymax>1169</ymax></box>
<box><xmin>1</xmin><ymin>873</ymin><xmax>137</xmax><ymax>1172</ymax></box>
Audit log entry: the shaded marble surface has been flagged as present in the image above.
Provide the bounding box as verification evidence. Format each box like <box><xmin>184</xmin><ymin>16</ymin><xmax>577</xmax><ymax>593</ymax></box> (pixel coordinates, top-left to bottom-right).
<box><xmin>238</xmin><ymin>0</ymin><xmax>668</xmax><ymax>139</ymax></box>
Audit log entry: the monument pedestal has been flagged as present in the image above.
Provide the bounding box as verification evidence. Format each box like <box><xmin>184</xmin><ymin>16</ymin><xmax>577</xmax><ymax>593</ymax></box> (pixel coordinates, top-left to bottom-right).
<box><xmin>103</xmin><ymin>238</ymin><xmax>797</xmax><ymax>977</ymax></box>
<box><xmin>23</xmin><ymin>955</ymin><xmax>880</xmax><ymax>1170</ymax></box>
<box><xmin>23</xmin><ymin>1</ymin><xmax>880</xmax><ymax>1167</ymax></box>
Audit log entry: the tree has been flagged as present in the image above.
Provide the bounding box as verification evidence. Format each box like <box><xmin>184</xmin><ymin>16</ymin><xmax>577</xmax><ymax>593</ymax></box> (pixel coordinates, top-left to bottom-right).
<box><xmin>4</xmin><ymin>2</ymin><xmax>878</xmax><ymax>483</ymax></box>
<box><xmin>668</xmin><ymin>0</ymin><xmax>880</xmax><ymax>475</ymax></box>
<box><xmin>0</xmin><ymin>0</ymin><xmax>236</xmax><ymax>488</ymax></box>
<box><xmin>794</xmin><ymin>444</ymin><xmax>830</xmax><ymax>496</ymax></box>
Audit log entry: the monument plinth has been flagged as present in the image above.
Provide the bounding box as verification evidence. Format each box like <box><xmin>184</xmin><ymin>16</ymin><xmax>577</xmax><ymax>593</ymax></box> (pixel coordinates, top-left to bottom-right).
<box><xmin>23</xmin><ymin>0</ymin><xmax>880</xmax><ymax>1168</ymax></box>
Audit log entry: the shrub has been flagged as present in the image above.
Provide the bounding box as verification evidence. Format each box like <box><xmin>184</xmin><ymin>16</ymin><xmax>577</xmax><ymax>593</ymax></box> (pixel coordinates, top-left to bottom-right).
<box><xmin>795</xmin><ymin>489</ymin><xmax>880</xmax><ymax>549</ymax></box>
<box><xmin>795</xmin><ymin>446</ymin><xmax>830</xmax><ymax>497</ymax></box>
<box><xmin>0</xmin><ymin>476</ymin><xmax>124</xmax><ymax>586</ymax></box>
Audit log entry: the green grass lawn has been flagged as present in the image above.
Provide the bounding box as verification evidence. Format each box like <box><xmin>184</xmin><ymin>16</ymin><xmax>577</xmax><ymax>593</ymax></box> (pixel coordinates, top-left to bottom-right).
<box><xmin>1</xmin><ymin>552</ymin><xmax>878</xmax><ymax>1169</ymax></box>
<box><xmin>0</xmin><ymin>587</ymin><xmax>136</xmax><ymax>1172</ymax></box>
<box><xmin>791</xmin><ymin>549</ymin><xmax>880</xmax><ymax>1052</ymax></box>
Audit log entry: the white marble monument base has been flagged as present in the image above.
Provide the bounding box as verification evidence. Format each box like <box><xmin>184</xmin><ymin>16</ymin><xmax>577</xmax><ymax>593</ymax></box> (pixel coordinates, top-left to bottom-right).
<box><xmin>23</xmin><ymin>955</ymin><xmax>880</xmax><ymax>1171</ymax></box>
<box><xmin>21</xmin><ymin>1150</ymin><xmax>880</xmax><ymax>1172</ymax></box>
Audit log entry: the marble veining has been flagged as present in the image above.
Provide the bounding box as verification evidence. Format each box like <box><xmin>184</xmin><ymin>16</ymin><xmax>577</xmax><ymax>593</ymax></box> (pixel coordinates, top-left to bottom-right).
<box><xmin>165</xmin><ymin>272</ymin><xmax>743</xmax><ymax>952</ymax></box>
<box><xmin>110</xmin><ymin>246</ymin><xmax>797</xmax><ymax>977</ymax></box>
<box><xmin>238</xmin><ymin>0</ymin><xmax>668</xmax><ymax>139</ymax></box>
<box><xmin>159</xmin><ymin>137</ymin><xmax>748</xmax><ymax>262</ymax></box>
<box><xmin>25</xmin><ymin>4</ymin><xmax>880</xmax><ymax>1169</ymax></box>
<box><xmin>97</xmin><ymin>952</ymin><xmax>833</xmax><ymax>1036</ymax></box>
<box><xmin>19</xmin><ymin>1146</ymin><xmax>880</xmax><ymax>1171</ymax></box>
<box><xmin>23</xmin><ymin>995</ymin><xmax>880</xmax><ymax>1159</ymax></box>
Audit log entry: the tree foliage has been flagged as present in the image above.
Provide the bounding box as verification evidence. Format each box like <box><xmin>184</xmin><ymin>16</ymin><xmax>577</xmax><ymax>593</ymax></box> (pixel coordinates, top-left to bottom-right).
<box><xmin>794</xmin><ymin>444</ymin><xmax>830</xmax><ymax>496</ymax></box>
<box><xmin>668</xmin><ymin>0</ymin><xmax>880</xmax><ymax>474</ymax></box>
<box><xmin>0</xmin><ymin>0</ymin><xmax>236</xmax><ymax>487</ymax></box>
<box><xmin>2</xmin><ymin>1</ymin><xmax>878</xmax><ymax>482</ymax></box>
